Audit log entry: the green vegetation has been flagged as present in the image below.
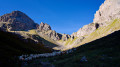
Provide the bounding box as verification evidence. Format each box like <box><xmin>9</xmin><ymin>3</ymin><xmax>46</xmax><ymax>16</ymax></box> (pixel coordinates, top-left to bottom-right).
<box><xmin>28</xmin><ymin>29</ymin><xmax>37</xmax><ymax>34</ymax></box>
<box><xmin>57</xmin><ymin>39</ymin><xmax>63</xmax><ymax>42</ymax></box>
<box><xmin>34</xmin><ymin>35</ymin><xmax>58</xmax><ymax>48</ymax></box>
<box><xmin>11</xmin><ymin>30</ymin><xmax>58</xmax><ymax>48</ymax></box>
<box><xmin>80</xmin><ymin>19</ymin><xmax>120</xmax><ymax>45</ymax></box>
<box><xmin>38</xmin><ymin>34</ymin><xmax>58</xmax><ymax>47</ymax></box>
<box><xmin>65</xmin><ymin>38</ymin><xmax>71</xmax><ymax>45</ymax></box>
<box><xmin>41</xmin><ymin>30</ymin><xmax>120</xmax><ymax>67</ymax></box>
<box><xmin>65</xmin><ymin>37</ymin><xmax>78</xmax><ymax>46</ymax></box>
<box><xmin>62</xmin><ymin>19</ymin><xmax>120</xmax><ymax>47</ymax></box>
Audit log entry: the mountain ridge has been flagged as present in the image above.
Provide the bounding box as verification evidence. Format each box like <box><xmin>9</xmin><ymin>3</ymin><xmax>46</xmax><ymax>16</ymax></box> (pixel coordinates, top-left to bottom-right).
<box><xmin>0</xmin><ymin>0</ymin><xmax>120</xmax><ymax>66</ymax></box>
<box><xmin>0</xmin><ymin>0</ymin><xmax>120</xmax><ymax>50</ymax></box>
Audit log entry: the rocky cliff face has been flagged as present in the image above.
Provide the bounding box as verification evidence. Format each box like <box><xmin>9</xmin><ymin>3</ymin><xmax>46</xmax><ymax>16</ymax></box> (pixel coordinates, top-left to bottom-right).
<box><xmin>93</xmin><ymin>0</ymin><xmax>120</xmax><ymax>25</ymax></box>
<box><xmin>37</xmin><ymin>22</ymin><xmax>51</xmax><ymax>32</ymax></box>
<box><xmin>0</xmin><ymin>11</ymin><xmax>38</xmax><ymax>31</ymax></box>
<box><xmin>62</xmin><ymin>34</ymin><xmax>71</xmax><ymax>41</ymax></box>
<box><xmin>37</xmin><ymin>22</ymin><xmax>72</xmax><ymax>42</ymax></box>
<box><xmin>76</xmin><ymin>23</ymin><xmax>96</xmax><ymax>37</ymax></box>
<box><xmin>73</xmin><ymin>0</ymin><xmax>120</xmax><ymax>38</ymax></box>
<box><xmin>37</xmin><ymin>22</ymin><xmax>63</xmax><ymax>41</ymax></box>
<box><xmin>65</xmin><ymin>0</ymin><xmax>120</xmax><ymax>50</ymax></box>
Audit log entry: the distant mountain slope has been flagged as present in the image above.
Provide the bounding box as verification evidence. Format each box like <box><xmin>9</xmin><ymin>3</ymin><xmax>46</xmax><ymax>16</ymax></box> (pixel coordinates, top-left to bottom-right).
<box><xmin>43</xmin><ymin>30</ymin><xmax>120</xmax><ymax>67</ymax></box>
<box><xmin>74</xmin><ymin>19</ymin><xmax>120</xmax><ymax>47</ymax></box>
<box><xmin>0</xmin><ymin>11</ymin><xmax>72</xmax><ymax>50</ymax></box>
<box><xmin>0</xmin><ymin>11</ymin><xmax>38</xmax><ymax>31</ymax></box>
<box><xmin>0</xmin><ymin>29</ymin><xmax>52</xmax><ymax>67</ymax></box>
<box><xmin>62</xmin><ymin>0</ymin><xmax>120</xmax><ymax>49</ymax></box>
<box><xmin>0</xmin><ymin>11</ymin><xmax>61</xmax><ymax>50</ymax></box>
<box><xmin>0</xmin><ymin>0</ymin><xmax>120</xmax><ymax>51</ymax></box>
<box><xmin>76</xmin><ymin>0</ymin><xmax>120</xmax><ymax>37</ymax></box>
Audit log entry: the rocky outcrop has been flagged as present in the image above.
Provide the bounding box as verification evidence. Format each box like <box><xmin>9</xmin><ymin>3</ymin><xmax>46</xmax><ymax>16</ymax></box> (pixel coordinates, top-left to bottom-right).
<box><xmin>71</xmin><ymin>22</ymin><xmax>99</xmax><ymax>38</ymax></box>
<box><xmin>72</xmin><ymin>0</ymin><xmax>120</xmax><ymax>38</ymax></box>
<box><xmin>74</xmin><ymin>37</ymin><xmax>85</xmax><ymax>45</ymax></box>
<box><xmin>68</xmin><ymin>0</ymin><xmax>120</xmax><ymax>49</ymax></box>
<box><xmin>37</xmin><ymin>22</ymin><xmax>63</xmax><ymax>41</ymax></box>
<box><xmin>37</xmin><ymin>22</ymin><xmax>51</xmax><ymax>32</ymax></box>
<box><xmin>93</xmin><ymin>0</ymin><xmax>120</xmax><ymax>25</ymax></box>
<box><xmin>37</xmin><ymin>22</ymin><xmax>72</xmax><ymax>41</ymax></box>
<box><xmin>76</xmin><ymin>23</ymin><xmax>96</xmax><ymax>37</ymax></box>
<box><xmin>0</xmin><ymin>11</ymin><xmax>38</xmax><ymax>31</ymax></box>
<box><xmin>80</xmin><ymin>56</ymin><xmax>88</xmax><ymax>62</ymax></box>
<box><xmin>45</xmin><ymin>30</ymin><xmax>62</xmax><ymax>41</ymax></box>
<box><xmin>62</xmin><ymin>34</ymin><xmax>71</xmax><ymax>41</ymax></box>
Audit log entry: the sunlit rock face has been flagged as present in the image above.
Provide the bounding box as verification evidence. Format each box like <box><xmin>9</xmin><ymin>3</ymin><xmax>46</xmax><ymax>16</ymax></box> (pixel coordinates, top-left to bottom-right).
<box><xmin>93</xmin><ymin>0</ymin><xmax>120</xmax><ymax>25</ymax></box>
<box><xmin>0</xmin><ymin>11</ymin><xmax>38</xmax><ymax>31</ymax></box>
<box><xmin>62</xmin><ymin>34</ymin><xmax>71</xmax><ymax>41</ymax></box>
<box><xmin>37</xmin><ymin>22</ymin><xmax>72</xmax><ymax>41</ymax></box>
<box><xmin>76</xmin><ymin>23</ymin><xmax>96</xmax><ymax>37</ymax></box>
<box><xmin>73</xmin><ymin>0</ymin><xmax>120</xmax><ymax>37</ymax></box>
<box><xmin>37</xmin><ymin>22</ymin><xmax>63</xmax><ymax>41</ymax></box>
<box><xmin>37</xmin><ymin>22</ymin><xmax>51</xmax><ymax>32</ymax></box>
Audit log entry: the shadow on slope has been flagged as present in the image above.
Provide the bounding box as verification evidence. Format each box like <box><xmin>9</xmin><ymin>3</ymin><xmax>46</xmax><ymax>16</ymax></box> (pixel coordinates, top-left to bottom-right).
<box><xmin>45</xmin><ymin>30</ymin><xmax>120</xmax><ymax>67</ymax></box>
<box><xmin>0</xmin><ymin>29</ymin><xmax>52</xmax><ymax>67</ymax></box>
<box><xmin>15</xmin><ymin>29</ymin><xmax>59</xmax><ymax>48</ymax></box>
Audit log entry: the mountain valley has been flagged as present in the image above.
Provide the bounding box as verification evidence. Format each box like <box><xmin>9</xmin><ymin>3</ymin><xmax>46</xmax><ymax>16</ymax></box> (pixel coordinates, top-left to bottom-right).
<box><xmin>0</xmin><ymin>0</ymin><xmax>120</xmax><ymax>67</ymax></box>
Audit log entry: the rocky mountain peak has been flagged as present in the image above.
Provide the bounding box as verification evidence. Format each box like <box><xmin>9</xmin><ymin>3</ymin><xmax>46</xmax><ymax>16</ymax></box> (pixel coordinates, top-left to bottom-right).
<box><xmin>11</xmin><ymin>11</ymin><xmax>27</xmax><ymax>18</ymax></box>
<box><xmin>38</xmin><ymin>22</ymin><xmax>51</xmax><ymax>32</ymax></box>
<box><xmin>0</xmin><ymin>11</ymin><xmax>38</xmax><ymax>31</ymax></box>
<box><xmin>37</xmin><ymin>22</ymin><xmax>71</xmax><ymax>41</ymax></box>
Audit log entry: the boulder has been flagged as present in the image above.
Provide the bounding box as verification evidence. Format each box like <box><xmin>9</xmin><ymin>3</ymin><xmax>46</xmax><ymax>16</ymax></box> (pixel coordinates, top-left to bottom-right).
<box><xmin>80</xmin><ymin>56</ymin><xmax>88</xmax><ymax>62</ymax></box>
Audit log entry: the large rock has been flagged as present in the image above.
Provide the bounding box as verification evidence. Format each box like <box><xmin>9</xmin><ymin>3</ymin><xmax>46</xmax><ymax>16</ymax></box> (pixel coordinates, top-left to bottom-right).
<box><xmin>0</xmin><ymin>11</ymin><xmax>38</xmax><ymax>31</ymax></box>
<box><xmin>80</xmin><ymin>56</ymin><xmax>88</xmax><ymax>62</ymax></box>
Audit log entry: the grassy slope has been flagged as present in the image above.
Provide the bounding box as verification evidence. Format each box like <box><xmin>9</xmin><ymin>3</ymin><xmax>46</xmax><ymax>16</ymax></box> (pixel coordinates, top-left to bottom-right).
<box><xmin>0</xmin><ymin>29</ymin><xmax>52</xmax><ymax>67</ymax></box>
<box><xmin>34</xmin><ymin>35</ymin><xmax>58</xmax><ymax>48</ymax></box>
<box><xmin>39</xmin><ymin>34</ymin><xmax>58</xmax><ymax>46</ymax></box>
<box><xmin>74</xmin><ymin>19</ymin><xmax>120</xmax><ymax>47</ymax></box>
<box><xmin>57</xmin><ymin>37</ymin><xmax>78</xmax><ymax>47</ymax></box>
<box><xmin>28</xmin><ymin>30</ymin><xmax>58</xmax><ymax>47</ymax></box>
<box><xmin>44</xmin><ymin>30</ymin><xmax>120</xmax><ymax>67</ymax></box>
<box><xmin>11</xmin><ymin>30</ymin><xmax>58</xmax><ymax>48</ymax></box>
<box><xmin>64</xmin><ymin>37</ymin><xmax>78</xmax><ymax>46</ymax></box>
<box><xmin>28</xmin><ymin>29</ymin><xmax>37</xmax><ymax>34</ymax></box>
<box><xmin>54</xmin><ymin>19</ymin><xmax>120</xmax><ymax>50</ymax></box>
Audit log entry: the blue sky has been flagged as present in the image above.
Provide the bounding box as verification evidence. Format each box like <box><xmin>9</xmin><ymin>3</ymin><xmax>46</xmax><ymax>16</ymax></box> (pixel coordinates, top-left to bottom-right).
<box><xmin>0</xmin><ymin>0</ymin><xmax>105</xmax><ymax>34</ymax></box>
